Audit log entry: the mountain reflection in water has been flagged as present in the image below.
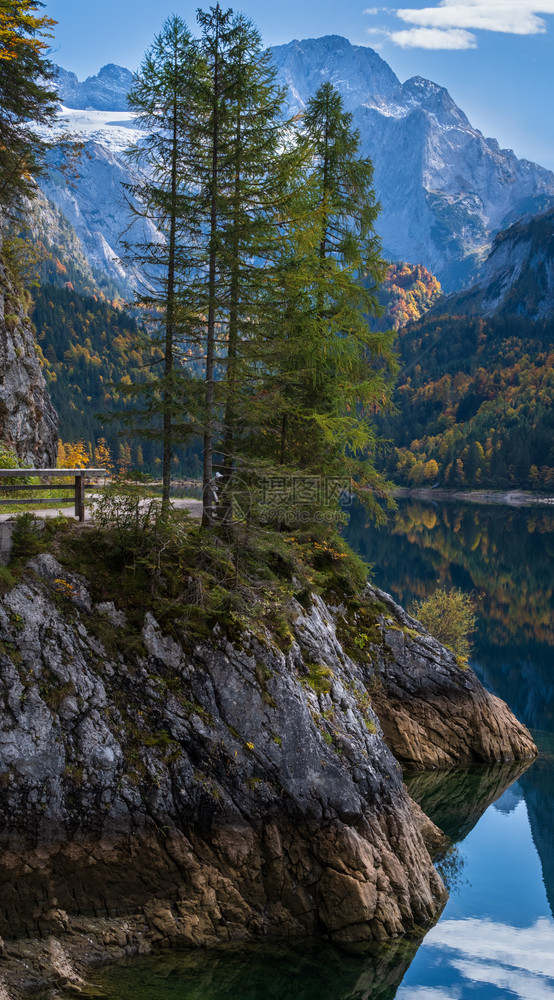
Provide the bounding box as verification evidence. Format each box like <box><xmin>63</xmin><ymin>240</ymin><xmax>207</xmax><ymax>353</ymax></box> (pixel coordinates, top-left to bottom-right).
<box><xmin>346</xmin><ymin>498</ymin><xmax>554</xmax><ymax>999</ymax></box>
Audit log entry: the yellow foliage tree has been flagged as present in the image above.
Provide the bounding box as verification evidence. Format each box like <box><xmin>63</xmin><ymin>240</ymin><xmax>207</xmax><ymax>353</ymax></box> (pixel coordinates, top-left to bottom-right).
<box><xmin>93</xmin><ymin>437</ymin><xmax>113</xmax><ymax>472</ymax></box>
<box><xmin>0</xmin><ymin>1</ymin><xmax>58</xmax><ymax>212</ymax></box>
<box><xmin>57</xmin><ymin>439</ymin><xmax>90</xmax><ymax>468</ymax></box>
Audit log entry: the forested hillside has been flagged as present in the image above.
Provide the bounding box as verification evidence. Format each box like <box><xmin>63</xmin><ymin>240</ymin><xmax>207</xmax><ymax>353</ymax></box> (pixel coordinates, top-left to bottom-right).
<box><xmin>377</xmin><ymin>262</ymin><xmax>442</xmax><ymax>330</ymax></box>
<box><xmin>31</xmin><ymin>284</ymin><xmax>199</xmax><ymax>474</ymax></box>
<box><xmin>379</xmin><ymin>312</ymin><xmax>554</xmax><ymax>490</ymax></box>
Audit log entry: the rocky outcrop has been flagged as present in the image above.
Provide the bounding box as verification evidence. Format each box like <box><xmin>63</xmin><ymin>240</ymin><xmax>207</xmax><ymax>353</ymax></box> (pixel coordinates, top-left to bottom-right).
<box><xmin>55</xmin><ymin>63</ymin><xmax>134</xmax><ymax>113</ymax></box>
<box><xmin>364</xmin><ymin>586</ymin><xmax>537</xmax><ymax>770</ymax></box>
<box><xmin>0</xmin><ymin>258</ymin><xmax>57</xmax><ymax>466</ymax></box>
<box><xmin>0</xmin><ymin>552</ymin><xmax>536</xmax><ymax>995</ymax></box>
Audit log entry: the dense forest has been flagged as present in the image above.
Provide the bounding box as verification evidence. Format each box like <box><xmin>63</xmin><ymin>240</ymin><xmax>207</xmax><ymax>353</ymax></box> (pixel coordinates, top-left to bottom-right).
<box><xmin>32</xmin><ymin>283</ymin><xmax>202</xmax><ymax>475</ymax></box>
<box><xmin>376</xmin><ymin>262</ymin><xmax>442</xmax><ymax>331</ymax></box>
<box><xmin>379</xmin><ymin>312</ymin><xmax>554</xmax><ymax>490</ymax></box>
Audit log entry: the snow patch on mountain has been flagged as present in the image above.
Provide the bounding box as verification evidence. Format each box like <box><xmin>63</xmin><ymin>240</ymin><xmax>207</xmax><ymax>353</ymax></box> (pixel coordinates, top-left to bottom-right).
<box><xmin>44</xmin><ymin>37</ymin><xmax>554</xmax><ymax>294</ymax></box>
<box><xmin>39</xmin><ymin>110</ymin><xmax>153</xmax><ymax>293</ymax></box>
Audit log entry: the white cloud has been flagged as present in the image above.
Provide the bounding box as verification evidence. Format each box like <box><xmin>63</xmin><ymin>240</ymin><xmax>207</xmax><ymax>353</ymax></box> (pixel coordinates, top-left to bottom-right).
<box><xmin>389</xmin><ymin>26</ymin><xmax>477</xmax><ymax>47</ymax></box>
<box><xmin>396</xmin><ymin>2</ymin><xmax>554</xmax><ymax>37</ymax></box>
<box><xmin>402</xmin><ymin>919</ymin><xmax>554</xmax><ymax>1000</ymax></box>
<box><xmin>396</xmin><ymin>986</ymin><xmax>461</xmax><ymax>999</ymax></box>
<box><xmin>427</xmin><ymin>917</ymin><xmax>554</xmax><ymax>978</ymax></box>
<box><xmin>452</xmin><ymin>959</ymin><xmax>554</xmax><ymax>1000</ymax></box>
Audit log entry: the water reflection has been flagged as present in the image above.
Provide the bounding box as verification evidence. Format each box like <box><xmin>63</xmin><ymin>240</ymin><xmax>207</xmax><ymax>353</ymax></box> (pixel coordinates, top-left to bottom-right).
<box><xmin>95</xmin><ymin>938</ymin><xmax>423</xmax><ymax>1000</ymax></box>
<box><xmin>404</xmin><ymin>760</ymin><xmax>532</xmax><ymax>843</ymax></box>
<box><xmin>345</xmin><ymin>498</ymin><xmax>554</xmax><ymax>997</ymax></box>
<box><xmin>400</xmin><ymin>917</ymin><xmax>554</xmax><ymax>1000</ymax></box>
<box><xmin>520</xmin><ymin>736</ymin><xmax>554</xmax><ymax>922</ymax></box>
<box><xmin>345</xmin><ymin>499</ymin><xmax>554</xmax><ymax>650</ymax></box>
<box><xmin>344</xmin><ymin>499</ymin><xmax>554</xmax><ymax>732</ymax></box>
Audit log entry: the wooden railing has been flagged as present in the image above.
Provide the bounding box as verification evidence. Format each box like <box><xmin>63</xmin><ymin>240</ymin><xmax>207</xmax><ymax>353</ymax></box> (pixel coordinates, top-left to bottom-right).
<box><xmin>0</xmin><ymin>468</ymin><xmax>107</xmax><ymax>522</ymax></box>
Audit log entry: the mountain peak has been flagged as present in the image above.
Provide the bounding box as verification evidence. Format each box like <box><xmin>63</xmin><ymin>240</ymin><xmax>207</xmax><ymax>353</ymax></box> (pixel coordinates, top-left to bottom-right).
<box><xmin>269</xmin><ymin>35</ymin><xmax>400</xmax><ymax>112</ymax></box>
<box><xmin>55</xmin><ymin>63</ymin><xmax>133</xmax><ymax>112</ymax></box>
<box><xmin>401</xmin><ymin>75</ymin><xmax>470</xmax><ymax>127</ymax></box>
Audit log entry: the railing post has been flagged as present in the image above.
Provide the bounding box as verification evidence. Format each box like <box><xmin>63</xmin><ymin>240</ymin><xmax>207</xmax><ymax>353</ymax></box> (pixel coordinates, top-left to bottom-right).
<box><xmin>74</xmin><ymin>471</ymin><xmax>85</xmax><ymax>522</ymax></box>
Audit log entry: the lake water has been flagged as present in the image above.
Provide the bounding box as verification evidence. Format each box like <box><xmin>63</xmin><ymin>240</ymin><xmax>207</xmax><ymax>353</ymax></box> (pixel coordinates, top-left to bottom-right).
<box><xmin>97</xmin><ymin>499</ymin><xmax>554</xmax><ymax>1000</ymax></box>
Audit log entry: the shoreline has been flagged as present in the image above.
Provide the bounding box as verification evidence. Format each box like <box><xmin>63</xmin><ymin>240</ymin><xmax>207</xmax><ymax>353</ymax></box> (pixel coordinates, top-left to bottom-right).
<box><xmin>392</xmin><ymin>487</ymin><xmax>554</xmax><ymax>508</ymax></box>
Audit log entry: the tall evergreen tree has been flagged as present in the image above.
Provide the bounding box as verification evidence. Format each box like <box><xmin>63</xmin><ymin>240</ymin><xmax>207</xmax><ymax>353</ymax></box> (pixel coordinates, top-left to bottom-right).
<box><xmin>175</xmin><ymin>4</ymin><xmax>301</xmax><ymax>526</ymax></box>
<box><xmin>252</xmin><ymin>82</ymin><xmax>397</xmax><ymax>519</ymax></box>
<box><xmin>210</xmin><ymin>13</ymin><xmax>301</xmax><ymax>522</ymax></box>
<box><xmin>123</xmin><ymin>17</ymin><xmax>394</xmax><ymax>526</ymax></box>
<box><xmin>124</xmin><ymin>16</ymin><xmax>202</xmax><ymax>504</ymax></box>
<box><xmin>0</xmin><ymin>0</ymin><xmax>58</xmax><ymax>217</ymax></box>
<box><xmin>194</xmin><ymin>4</ymin><xmax>234</xmax><ymax>526</ymax></box>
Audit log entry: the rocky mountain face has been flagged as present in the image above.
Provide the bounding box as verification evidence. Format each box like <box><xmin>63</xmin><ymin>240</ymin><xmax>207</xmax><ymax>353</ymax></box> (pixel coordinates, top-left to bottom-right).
<box><xmin>55</xmin><ymin>63</ymin><xmax>134</xmax><ymax>112</ymax></box>
<box><xmin>436</xmin><ymin>206</ymin><xmax>554</xmax><ymax>319</ymax></box>
<box><xmin>0</xmin><ymin>254</ymin><xmax>57</xmax><ymax>466</ymax></box>
<box><xmin>44</xmin><ymin>37</ymin><xmax>554</xmax><ymax>295</ymax></box>
<box><xmin>38</xmin><ymin>109</ymin><xmax>155</xmax><ymax>297</ymax></box>
<box><xmin>271</xmin><ymin>36</ymin><xmax>554</xmax><ymax>291</ymax></box>
<box><xmin>0</xmin><ymin>548</ymin><xmax>535</xmax><ymax>995</ymax></box>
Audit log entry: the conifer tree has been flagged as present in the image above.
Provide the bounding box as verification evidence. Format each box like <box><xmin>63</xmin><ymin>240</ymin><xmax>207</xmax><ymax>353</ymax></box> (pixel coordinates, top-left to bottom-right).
<box><xmin>0</xmin><ymin>0</ymin><xmax>58</xmax><ymax>216</ymax></box>
<box><xmin>209</xmin><ymin>13</ymin><xmax>301</xmax><ymax>522</ymax></box>
<box><xmin>253</xmin><ymin>81</ymin><xmax>397</xmax><ymax>519</ymax></box>
<box><xmin>124</xmin><ymin>16</ymin><xmax>202</xmax><ymax>504</ymax></box>
<box><xmin>174</xmin><ymin>5</ymin><xmax>301</xmax><ymax>526</ymax></box>
<box><xmin>194</xmin><ymin>4</ymin><xmax>234</xmax><ymax>526</ymax></box>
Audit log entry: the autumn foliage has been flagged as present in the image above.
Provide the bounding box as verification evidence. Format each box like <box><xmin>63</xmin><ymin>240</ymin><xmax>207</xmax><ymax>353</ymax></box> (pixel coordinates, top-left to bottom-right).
<box><xmin>379</xmin><ymin>312</ymin><xmax>554</xmax><ymax>491</ymax></box>
<box><xmin>0</xmin><ymin>1</ymin><xmax>58</xmax><ymax>211</ymax></box>
<box><xmin>376</xmin><ymin>262</ymin><xmax>442</xmax><ymax>331</ymax></box>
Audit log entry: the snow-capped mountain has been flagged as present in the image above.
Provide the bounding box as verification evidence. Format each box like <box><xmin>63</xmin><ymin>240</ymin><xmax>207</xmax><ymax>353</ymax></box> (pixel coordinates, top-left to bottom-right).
<box><xmin>55</xmin><ymin>64</ymin><xmax>134</xmax><ymax>112</ymax></box>
<box><xmin>271</xmin><ymin>36</ymin><xmax>554</xmax><ymax>290</ymax></box>
<box><xmin>42</xmin><ymin>36</ymin><xmax>554</xmax><ymax>295</ymax></box>
<box><xmin>40</xmin><ymin>107</ymin><xmax>156</xmax><ymax>293</ymax></box>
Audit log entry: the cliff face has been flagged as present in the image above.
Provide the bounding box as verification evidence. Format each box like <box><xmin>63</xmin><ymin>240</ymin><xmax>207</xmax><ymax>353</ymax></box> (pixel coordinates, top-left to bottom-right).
<box><xmin>0</xmin><ymin>258</ymin><xmax>57</xmax><ymax>466</ymax></box>
<box><xmin>0</xmin><ymin>548</ymin><xmax>536</xmax><ymax>995</ymax></box>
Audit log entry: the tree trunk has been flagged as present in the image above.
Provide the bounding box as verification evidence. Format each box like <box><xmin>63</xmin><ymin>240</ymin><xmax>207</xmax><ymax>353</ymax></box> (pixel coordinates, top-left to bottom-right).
<box><xmin>162</xmin><ymin>77</ymin><xmax>179</xmax><ymax>508</ymax></box>
<box><xmin>202</xmin><ymin>14</ymin><xmax>221</xmax><ymax>528</ymax></box>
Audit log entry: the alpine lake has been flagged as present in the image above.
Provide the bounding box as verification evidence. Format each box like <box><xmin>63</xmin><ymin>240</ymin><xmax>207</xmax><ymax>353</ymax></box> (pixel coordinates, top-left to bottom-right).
<box><xmin>94</xmin><ymin>497</ymin><xmax>554</xmax><ymax>1000</ymax></box>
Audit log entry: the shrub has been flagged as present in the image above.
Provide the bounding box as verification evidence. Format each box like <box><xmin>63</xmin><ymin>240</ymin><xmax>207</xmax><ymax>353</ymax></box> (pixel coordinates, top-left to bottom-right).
<box><xmin>91</xmin><ymin>478</ymin><xmax>163</xmax><ymax>555</ymax></box>
<box><xmin>11</xmin><ymin>512</ymin><xmax>45</xmax><ymax>558</ymax></box>
<box><xmin>411</xmin><ymin>587</ymin><xmax>477</xmax><ymax>661</ymax></box>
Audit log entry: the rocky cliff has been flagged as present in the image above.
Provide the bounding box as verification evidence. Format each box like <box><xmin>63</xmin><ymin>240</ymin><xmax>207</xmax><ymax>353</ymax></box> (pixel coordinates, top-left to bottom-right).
<box><xmin>433</xmin><ymin>205</ymin><xmax>554</xmax><ymax>320</ymax></box>
<box><xmin>0</xmin><ymin>545</ymin><xmax>536</xmax><ymax>997</ymax></box>
<box><xmin>0</xmin><ymin>256</ymin><xmax>57</xmax><ymax>467</ymax></box>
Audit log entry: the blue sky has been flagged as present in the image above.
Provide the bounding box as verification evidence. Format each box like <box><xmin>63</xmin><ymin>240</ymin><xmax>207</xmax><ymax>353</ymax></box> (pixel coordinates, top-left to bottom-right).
<box><xmin>42</xmin><ymin>1</ymin><xmax>554</xmax><ymax>170</ymax></box>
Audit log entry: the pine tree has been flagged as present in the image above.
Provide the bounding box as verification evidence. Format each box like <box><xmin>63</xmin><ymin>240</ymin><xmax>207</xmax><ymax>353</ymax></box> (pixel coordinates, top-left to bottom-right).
<box><xmin>209</xmin><ymin>13</ymin><xmax>301</xmax><ymax>523</ymax></box>
<box><xmin>0</xmin><ymin>0</ymin><xmax>58</xmax><ymax>216</ymax></box>
<box><xmin>124</xmin><ymin>16</ymin><xmax>202</xmax><ymax>504</ymax></box>
<box><xmin>174</xmin><ymin>5</ymin><xmax>302</xmax><ymax>526</ymax></box>
<box><xmin>253</xmin><ymin>82</ymin><xmax>397</xmax><ymax>519</ymax></box>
